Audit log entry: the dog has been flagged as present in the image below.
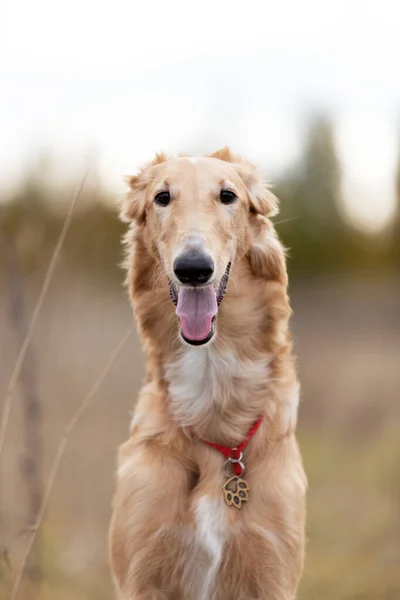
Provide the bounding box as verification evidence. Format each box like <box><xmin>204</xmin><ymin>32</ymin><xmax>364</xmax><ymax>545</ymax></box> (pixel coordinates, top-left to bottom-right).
<box><xmin>109</xmin><ymin>147</ymin><xmax>307</xmax><ymax>600</ymax></box>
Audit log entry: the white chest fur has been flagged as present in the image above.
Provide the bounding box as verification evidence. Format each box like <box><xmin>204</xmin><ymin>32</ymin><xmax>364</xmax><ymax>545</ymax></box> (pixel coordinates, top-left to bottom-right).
<box><xmin>165</xmin><ymin>345</ymin><xmax>271</xmax><ymax>598</ymax></box>
<box><xmin>165</xmin><ymin>345</ymin><xmax>270</xmax><ymax>426</ymax></box>
<box><xmin>194</xmin><ymin>495</ymin><xmax>227</xmax><ymax>600</ymax></box>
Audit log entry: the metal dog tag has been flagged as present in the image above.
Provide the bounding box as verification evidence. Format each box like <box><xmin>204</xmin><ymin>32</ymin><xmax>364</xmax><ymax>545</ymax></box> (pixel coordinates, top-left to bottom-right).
<box><xmin>222</xmin><ymin>476</ymin><xmax>250</xmax><ymax>508</ymax></box>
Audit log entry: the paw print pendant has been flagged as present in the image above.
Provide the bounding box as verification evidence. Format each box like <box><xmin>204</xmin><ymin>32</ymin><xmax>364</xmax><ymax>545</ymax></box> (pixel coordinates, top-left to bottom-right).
<box><xmin>197</xmin><ymin>417</ymin><xmax>264</xmax><ymax>509</ymax></box>
<box><xmin>223</xmin><ymin>476</ymin><xmax>250</xmax><ymax>508</ymax></box>
<box><xmin>221</xmin><ymin>449</ymin><xmax>251</xmax><ymax>508</ymax></box>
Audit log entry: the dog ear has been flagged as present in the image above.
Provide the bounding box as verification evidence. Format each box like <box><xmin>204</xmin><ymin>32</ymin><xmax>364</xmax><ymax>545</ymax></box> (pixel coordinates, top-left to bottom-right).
<box><xmin>236</xmin><ymin>163</ymin><xmax>279</xmax><ymax>218</ymax></box>
<box><xmin>248</xmin><ymin>184</ymin><xmax>279</xmax><ymax>218</ymax></box>
<box><xmin>209</xmin><ymin>148</ymin><xmax>278</xmax><ymax>217</ymax></box>
<box><xmin>232</xmin><ymin>160</ymin><xmax>285</xmax><ymax>281</ymax></box>
<box><xmin>208</xmin><ymin>146</ymin><xmax>236</xmax><ymax>162</ymax></box>
<box><xmin>120</xmin><ymin>174</ymin><xmax>147</xmax><ymax>223</ymax></box>
<box><xmin>121</xmin><ymin>153</ymin><xmax>169</xmax><ymax>223</ymax></box>
<box><xmin>246</xmin><ymin>215</ymin><xmax>287</xmax><ymax>282</ymax></box>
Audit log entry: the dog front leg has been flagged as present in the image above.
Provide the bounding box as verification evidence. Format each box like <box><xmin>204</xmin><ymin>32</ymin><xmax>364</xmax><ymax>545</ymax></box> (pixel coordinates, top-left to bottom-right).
<box><xmin>109</xmin><ymin>439</ymin><xmax>191</xmax><ymax>600</ymax></box>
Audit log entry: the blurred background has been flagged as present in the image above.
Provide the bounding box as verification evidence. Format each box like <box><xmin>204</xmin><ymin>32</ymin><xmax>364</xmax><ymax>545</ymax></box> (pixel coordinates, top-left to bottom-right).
<box><xmin>1</xmin><ymin>1</ymin><xmax>399</xmax><ymax>598</ymax></box>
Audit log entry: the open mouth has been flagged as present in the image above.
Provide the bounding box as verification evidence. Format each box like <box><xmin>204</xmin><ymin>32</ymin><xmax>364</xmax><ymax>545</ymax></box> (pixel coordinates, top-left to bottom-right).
<box><xmin>169</xmin><ymin>263</ymin><xmax>231</xmax><ymax>346</ymax></box>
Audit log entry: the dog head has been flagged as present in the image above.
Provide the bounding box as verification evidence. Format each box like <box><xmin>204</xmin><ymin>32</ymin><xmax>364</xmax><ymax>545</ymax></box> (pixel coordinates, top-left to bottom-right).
<box><xmin>122</xmin><ymin>147</ymin><xmax>283</xmax><ymax>347</ymax></box>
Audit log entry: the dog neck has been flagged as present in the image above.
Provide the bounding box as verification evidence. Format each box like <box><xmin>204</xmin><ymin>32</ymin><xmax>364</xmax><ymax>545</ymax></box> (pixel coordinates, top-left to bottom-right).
<box><xmin>164</xmin><ymin>341</ymin><xmax>270</xmax><ymax>443</ymax></box>
<box><xmin>127</xmin><ymin>233</ymin><xmax>298</xmax><ymax>445</ymax></box>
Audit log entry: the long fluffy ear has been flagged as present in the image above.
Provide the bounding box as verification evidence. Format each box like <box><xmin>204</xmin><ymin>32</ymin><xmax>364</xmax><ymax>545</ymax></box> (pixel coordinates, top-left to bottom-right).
<box><xmin>120</xmin><ymin>152</ymin><xmax>169</xmax><ymax>223</ymax></box>
<box><xmin>120</xmin><ymin>173</ymin><xmax>147</xmax><ymax>223</ymax></box>
<box><xmin>248</xmin><ymin>184</ymin><xmax>279</xmax><ymax>218</ymax></box>
<box><xmin>246</xmin><ymin>216</ymin><xmax>287</xmax><ymax>283</ymax></box>
<box><xmin>236</xmin><ymin>163</ymin><xmax>279</xmax><ymax>217</ymax></box>
<box><xmin>209</xmin><ymin>147</ymin><xmax>278</xmax><ymax>217</ymax></box>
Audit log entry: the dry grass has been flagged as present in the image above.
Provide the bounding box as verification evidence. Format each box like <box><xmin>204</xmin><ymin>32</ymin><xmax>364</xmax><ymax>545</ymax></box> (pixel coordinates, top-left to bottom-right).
<box><xmin>1</xmin><ymin>273</ymin><xmax>399</xmax><ymax>599</ymax></box>
<box><xmin>0</xmin><ymin>174</ymin><xmax>87</xmax><ymax>460</ymax></box>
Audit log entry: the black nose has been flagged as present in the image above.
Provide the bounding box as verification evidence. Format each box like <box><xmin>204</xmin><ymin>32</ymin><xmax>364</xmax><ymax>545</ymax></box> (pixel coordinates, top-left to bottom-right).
<box><xmin>173</xmin><ymin>251</ymin><xmax>214</xmax><ymax>285</ymax></box>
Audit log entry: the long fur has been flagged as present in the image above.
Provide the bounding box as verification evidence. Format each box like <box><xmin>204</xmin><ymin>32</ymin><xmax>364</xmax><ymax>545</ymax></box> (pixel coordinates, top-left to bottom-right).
<box><xmin>109</xmin><ymin>148</ymin><xmax>307</xmax><ymax>600</ymax></box>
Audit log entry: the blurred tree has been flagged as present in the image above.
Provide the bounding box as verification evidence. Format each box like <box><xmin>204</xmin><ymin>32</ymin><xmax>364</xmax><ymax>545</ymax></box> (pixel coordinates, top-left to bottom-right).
<box><xmin>0</xmin><ymin>133</ymin><xmax>394</xmax><ymax>282</ymax></box>
<box><xmin>0</xmin><ymin>165</ymin><xmax>124</xmax><ymax>282</ymax></box>
<box><xmin>296</xmin><ymin>113</ymin><xmax>343</xmax><ymax>228</ymax></box>
<box><xmin>274</xmin><ymin>113</ymin><xmax>349</xmax><ymax>274</ymax></box>
<box><xmin>394</xmin><ymin>141</ymin><xmax>400</xmax><ymax>263</ymax></box>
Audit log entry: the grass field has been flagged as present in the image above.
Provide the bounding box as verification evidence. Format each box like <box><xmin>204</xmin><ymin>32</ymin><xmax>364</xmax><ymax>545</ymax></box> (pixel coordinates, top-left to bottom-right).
<box><xmin>1</xmin><ymin>273</ymin><xmax>399</xmax><ymax>599</ymax></box>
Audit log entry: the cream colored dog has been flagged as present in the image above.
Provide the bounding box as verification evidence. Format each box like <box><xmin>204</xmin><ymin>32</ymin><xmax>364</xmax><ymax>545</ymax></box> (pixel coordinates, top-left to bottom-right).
<box><xmin>109</xmin><ymin>148</ymin><xmax>306</xmax><ymax>600</ymax></box>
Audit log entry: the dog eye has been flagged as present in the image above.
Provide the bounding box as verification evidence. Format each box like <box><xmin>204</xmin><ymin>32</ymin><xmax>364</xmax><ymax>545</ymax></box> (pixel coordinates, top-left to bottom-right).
<box><xmin>220</xmin><ymin>190</ymin><xmax>237</xmax><ymax>205</ymax></box>
<box><xmin>154</xmin><ymin>191</ymin><xmax>170</xmax><ymax>207</ymax></box>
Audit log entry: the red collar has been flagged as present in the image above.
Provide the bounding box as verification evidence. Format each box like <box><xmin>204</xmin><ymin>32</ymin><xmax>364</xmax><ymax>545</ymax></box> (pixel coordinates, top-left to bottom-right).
<box><xmin>193</xmin><ymin>415</ymin><xmax>264</xmax><ymax>476</ymax></box>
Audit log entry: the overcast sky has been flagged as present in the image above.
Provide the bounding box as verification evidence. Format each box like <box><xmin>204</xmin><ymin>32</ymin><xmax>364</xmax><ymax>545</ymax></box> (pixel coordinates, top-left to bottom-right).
<box><xmin>2</xmin><ymin>0</ymin><xmax>400</xmax><ymax>231</ymax></box>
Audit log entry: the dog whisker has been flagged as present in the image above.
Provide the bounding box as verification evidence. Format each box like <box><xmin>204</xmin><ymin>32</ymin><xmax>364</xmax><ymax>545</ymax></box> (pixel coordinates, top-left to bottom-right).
<box><xmin>273</xmin><ymin>216</ymin><xmax>299</xmax><ymax>227</ymax></box>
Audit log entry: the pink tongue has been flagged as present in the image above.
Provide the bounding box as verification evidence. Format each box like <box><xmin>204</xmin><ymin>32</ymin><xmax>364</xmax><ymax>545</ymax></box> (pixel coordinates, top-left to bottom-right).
<box><xmin>176</xmin><ymin>284</ymin><xmax>218</xmax><ymax>341</ymax></box>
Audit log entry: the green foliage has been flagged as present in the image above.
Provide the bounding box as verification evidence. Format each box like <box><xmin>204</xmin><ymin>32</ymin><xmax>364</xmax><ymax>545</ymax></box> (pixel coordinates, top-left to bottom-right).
<box><xmin>292</xmin><ymin>113</ymin><xmax>342</xmax><ymax>227</ymax></box>
<box><xmin>0</xmin><ymin>116</ymin><xmax>398</xmax><ymax>282</ymax></box>
<box><xmin>392</xmin><ymin>144</ymin><xmax>400</xmax><ymax>264</ymax></box>
<box><xmin>0</xmin><ymin>178</ymin><xmax>125</xmax><ymax>283</ymax></box>
<box><xmin>273</xmin><ymin>114</ymin><xmax>394</xmax><ymax>275</ymax></box>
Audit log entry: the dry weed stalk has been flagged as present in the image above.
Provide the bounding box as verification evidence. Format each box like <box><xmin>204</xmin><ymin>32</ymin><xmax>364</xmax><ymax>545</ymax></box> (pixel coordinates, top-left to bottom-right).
<box><xmin>0</xmin><ymin>173</ymin><xmax>88</xmax><ymax>459</ymax></box>
<box><xmin>10</xmin><ymin>329</ymin><xmax>132</xmax><ymax>599</ymax></box>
